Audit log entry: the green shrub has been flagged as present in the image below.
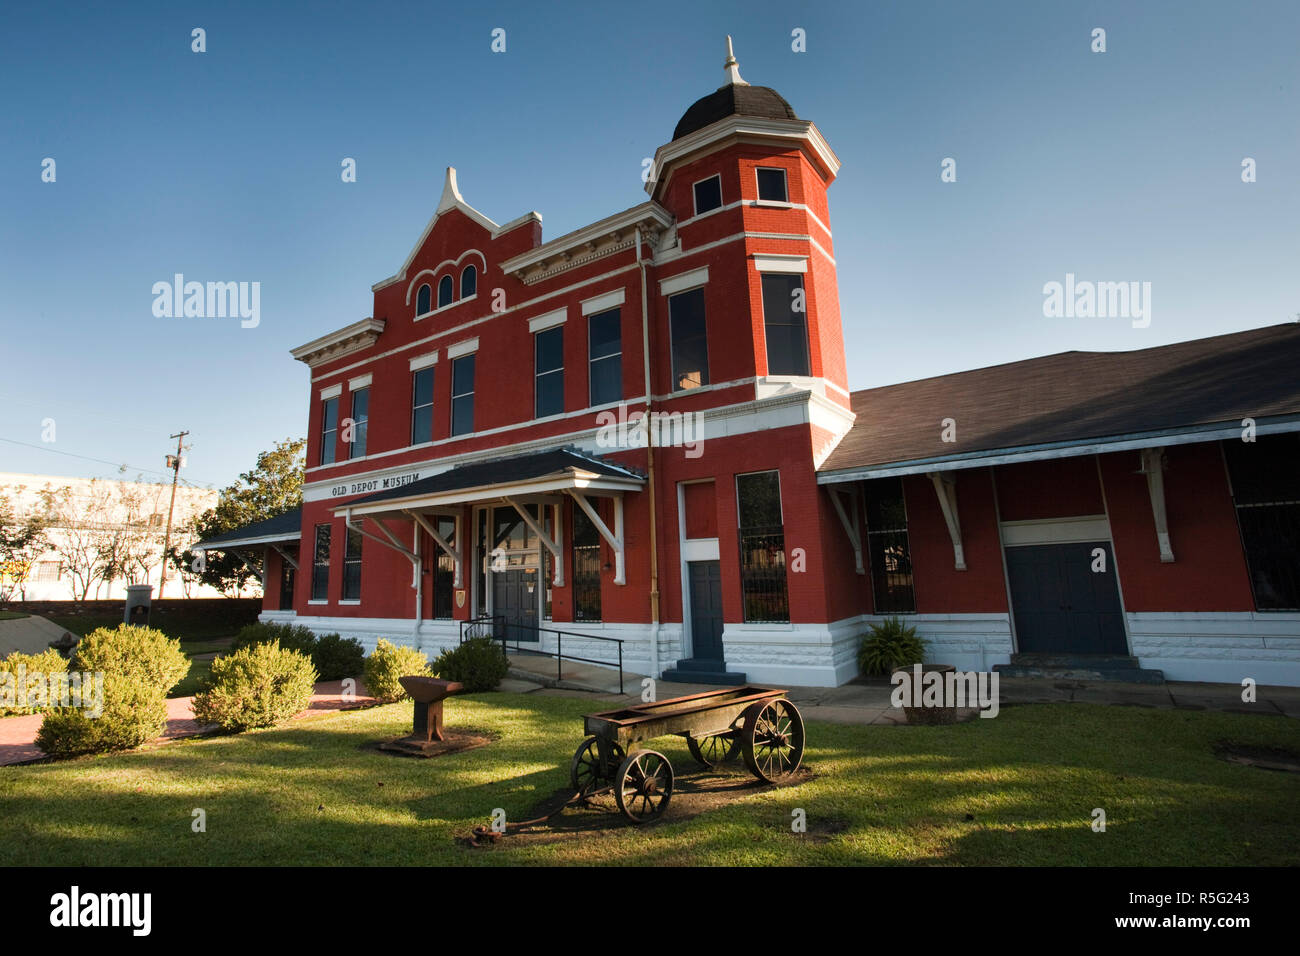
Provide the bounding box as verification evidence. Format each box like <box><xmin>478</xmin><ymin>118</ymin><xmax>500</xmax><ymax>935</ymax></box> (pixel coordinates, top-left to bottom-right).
<box><xmin>858</xmin><ymin>617</ymin><xmax>927</xmax><ymax>676</ymax></box>
<box><xmin>37</xmin><ymin>672</ymin><xmax>167</xmax><ymax>756</ymax></box>
<box><xmin>191</xmin><ymin>641</ymin><xmax>318</xmax><ymax>732</ymax></box>
<box><xmin>363</xmin><ymin>639</ymin><xmax>431</xmax><ymax>703</ymax></box>
<box><xmin>432</xmin><ymin>637</ymin><xmax>508</xmax><ymax>692</ymax></box>
<box><xmin>311</xmin><ymin>633</ymin><xmax>365</xmax><ymax>682</ymax></box>
<box><xmin>230</xmin><ymin>621</ymin><xmax>318</xmax><ymax>656</ymax></box>
<box><xmin>73</xmin><ymin>625</ymin><xmax>189</xmax><ymax>696</ymax></box>
<box><xmin>36</xmin><ymin>625</ymin><xmax>187</xmax><ymax>757</ymax></box>
<box><xmin>0</xmin><ymin>649</ymin><xmax>70</xmax><ymax>716</ymax></box>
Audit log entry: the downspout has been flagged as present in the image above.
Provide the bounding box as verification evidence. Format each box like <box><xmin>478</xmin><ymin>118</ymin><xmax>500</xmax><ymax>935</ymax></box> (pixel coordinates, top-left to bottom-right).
<box><xmin>636</xmin><ymin>226</ymin><xmax>661</xmax><ymax>680</ymax></box>
<box><xmin>412</xmin><ymin>524</ymin><xmax>423</xmax><ymax>644</ymax></box>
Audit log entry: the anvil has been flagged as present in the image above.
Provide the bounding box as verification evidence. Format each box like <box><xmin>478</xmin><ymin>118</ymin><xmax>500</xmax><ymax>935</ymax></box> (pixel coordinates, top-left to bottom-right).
<box><xmin>398</xmin><ymin>676</ymin><xmax>464</xmax><ymax>743</ymax></box>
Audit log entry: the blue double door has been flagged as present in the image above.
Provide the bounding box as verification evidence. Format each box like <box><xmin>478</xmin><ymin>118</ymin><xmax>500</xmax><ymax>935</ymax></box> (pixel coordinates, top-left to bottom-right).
<box><xmin>1005</xmin><ymin>541</ymin><xmax>1128</xmax><ymax>655</ymax></box>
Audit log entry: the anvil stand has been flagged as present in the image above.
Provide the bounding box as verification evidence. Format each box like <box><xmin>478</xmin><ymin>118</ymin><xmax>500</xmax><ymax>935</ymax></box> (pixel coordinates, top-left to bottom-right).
<box><xmin>378</xmin><ymin>676</ymin><xmax>467</xmax><ymax>756</ymax></box>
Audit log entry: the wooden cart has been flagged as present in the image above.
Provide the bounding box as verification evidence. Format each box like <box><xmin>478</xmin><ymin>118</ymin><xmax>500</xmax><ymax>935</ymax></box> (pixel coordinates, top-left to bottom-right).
<box><xmin>569</xmin><ymin>685</ymin><xmax>805</xmax><ymax>823</ymax></box>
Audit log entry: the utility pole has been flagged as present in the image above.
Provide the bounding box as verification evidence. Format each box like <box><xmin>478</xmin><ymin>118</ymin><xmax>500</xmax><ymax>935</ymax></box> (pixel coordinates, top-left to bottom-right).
<box><xmin>157</xmin><ymin>431</ymin><xmax>189</xmax><ymax>600</ymax></box>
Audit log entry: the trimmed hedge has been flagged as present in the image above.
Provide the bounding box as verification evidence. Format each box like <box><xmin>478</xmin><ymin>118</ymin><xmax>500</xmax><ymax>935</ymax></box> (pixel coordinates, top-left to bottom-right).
<box><xmin>0</xmin><ymin>649</ymin><xmax>70</xmax><ymax>716</ymax></box>
<box><xmin>230</xmin><ymin>621</ymin><xmax>318</xmax><ymax>656</ymax></box>
<box><xmin>364</xmin><ymin>640</ymin><xmax>431</xmax><ymax>703</ymax></box>
<box><xmin>311</xmin><ymin>633</ymin><xmax>365</xmax><ymax>681</ymax></box>
<box><xmin>432</xmin><ymin>637</ymin><xmax>508</xmax><ymax>692</ymax></box>
<box><xmin>36</xmin><ymin>625</ymin><xmax>187</xmax><ymax>758</ymax></box>
<box><xmin>229</xmin><ymin>623</ymin><xmax>362</xmax><ymax>682</ymax></box>
<box><xmin>191</xmin><ymin>641</ymin><xmax>318</xmax><ymax>732</ymax></box>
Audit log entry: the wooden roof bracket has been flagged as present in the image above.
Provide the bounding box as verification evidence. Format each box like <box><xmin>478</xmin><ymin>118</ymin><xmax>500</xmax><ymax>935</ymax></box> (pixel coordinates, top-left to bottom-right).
<box><xmin>927</xmin><ymin>472</ymin><xmax>967</xmax><ymax>571</ymax></box>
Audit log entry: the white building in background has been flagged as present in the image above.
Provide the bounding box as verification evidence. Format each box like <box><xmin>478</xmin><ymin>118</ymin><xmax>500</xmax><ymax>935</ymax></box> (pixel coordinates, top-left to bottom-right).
<box><xmin>0</xmin><ymin>472</ymin><xmax>233</xmax><ymax>601</ymax></box>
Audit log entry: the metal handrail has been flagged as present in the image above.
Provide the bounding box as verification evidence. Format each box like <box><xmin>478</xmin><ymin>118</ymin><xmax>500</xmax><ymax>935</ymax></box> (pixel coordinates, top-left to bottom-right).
<box><xmin>458</xmin><ymin>615</ymin><xmax>624</xmax><ymax>695</ymax></box>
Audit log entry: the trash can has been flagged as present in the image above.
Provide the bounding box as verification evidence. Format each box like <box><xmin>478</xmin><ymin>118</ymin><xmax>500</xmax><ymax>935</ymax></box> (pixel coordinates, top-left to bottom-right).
<box><xmin>124</xmin><ymin>584</ymin><xmax>154</xmax><ymax>627</ymax></box>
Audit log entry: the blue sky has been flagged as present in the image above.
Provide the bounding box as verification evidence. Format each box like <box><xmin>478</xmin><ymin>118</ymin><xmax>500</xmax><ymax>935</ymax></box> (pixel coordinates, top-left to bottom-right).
<box><xmin>2</xmin><ymin>0</ymin><xmax>1296</xmax><ymax>490</ymax></box>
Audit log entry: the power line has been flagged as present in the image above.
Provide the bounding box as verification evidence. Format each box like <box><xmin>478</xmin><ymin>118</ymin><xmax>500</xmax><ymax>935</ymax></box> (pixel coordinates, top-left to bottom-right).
<box><xmin>0</xmin><ymin>435</ymin><xmax>220</xmax><ymax>487</ymax></box>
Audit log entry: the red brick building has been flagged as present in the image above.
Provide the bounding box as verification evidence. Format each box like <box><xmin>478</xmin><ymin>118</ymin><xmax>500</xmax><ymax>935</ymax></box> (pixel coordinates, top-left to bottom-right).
<box><xmin>198</xmin><ymin>43</ymin><xmax>1300</xmax><ymax>687</ymax></box>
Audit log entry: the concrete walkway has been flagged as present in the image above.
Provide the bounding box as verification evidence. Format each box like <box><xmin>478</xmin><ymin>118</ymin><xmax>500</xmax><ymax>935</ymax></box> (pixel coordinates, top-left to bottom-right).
<box><xmin>0</xmin><ymin>678</ymin><xmax>377</xmax><ymax>767</ymax></box>
<box><xmin>0</xmin><ymin>614</ymin><xmax>77</xmax><ymax>657</ymax></box>
<box><xmin>504</xmin><ymin>652</ymin><xmax>1300</xmax><ymax>721</ymax></box>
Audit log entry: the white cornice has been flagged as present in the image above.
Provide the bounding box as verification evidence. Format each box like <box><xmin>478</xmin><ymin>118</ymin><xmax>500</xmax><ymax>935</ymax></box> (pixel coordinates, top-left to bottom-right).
<box><xmin>291</xmin><ymin>318</ymin><xmax>386</xmax><ymax>368</ymax></box>
<box><xmin>645</xmin><ymin>116</ymin><xmax>842</xmax><ymax>199</ymax></box>
<box><xmin>499</xmin><ymin>202</ymin><xmax>675</xmax><ymax>284</ymax></box>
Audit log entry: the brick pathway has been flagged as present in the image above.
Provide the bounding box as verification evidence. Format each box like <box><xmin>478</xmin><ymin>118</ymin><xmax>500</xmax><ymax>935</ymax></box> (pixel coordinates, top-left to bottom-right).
<box><xmin>0</xmin><ymin>678</ymin><xmax>376</xmax><ymax>766</ymax></box>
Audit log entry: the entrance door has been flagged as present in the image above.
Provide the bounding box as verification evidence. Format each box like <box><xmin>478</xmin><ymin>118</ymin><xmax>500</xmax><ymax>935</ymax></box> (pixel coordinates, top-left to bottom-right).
<box><xmin>688</xmin><ymin>560</ymin><xmax>724</xmax><ymax>661</ymax></box>
<box><xmin>1005</xmin><ymin>541</ymin><xmax>1127</xmax><ymax>654</ymax></box>
<box><xmin>492</xmin><ymin>567</ymin><xmax>539</xmax><ymax>642</ymax></box>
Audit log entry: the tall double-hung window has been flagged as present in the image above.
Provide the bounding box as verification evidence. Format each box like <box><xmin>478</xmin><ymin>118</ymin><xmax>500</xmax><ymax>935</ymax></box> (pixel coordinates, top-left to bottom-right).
<box><xmin>1224</xmin><ymin>434</ymin><xmax>1300</xmax><ymax>610</ymax></box>
<box><xmin>737</xmin><ymin>471</ymin><xmax>789</xmax><ymax>623</ymax></box>
<box><xmin>535</xmin><ymin>326</ymin><xmax>564</xmax><ymax>418</ymax></box>
<box><xmin>865</xmin><ymin>478</ymin><xmax>915</xmax><ymax>613</ymax></box>
<box><xmin>588</xmin><ymin>308</ymin><xmax>622</xmax><ymax>406</ymax></box>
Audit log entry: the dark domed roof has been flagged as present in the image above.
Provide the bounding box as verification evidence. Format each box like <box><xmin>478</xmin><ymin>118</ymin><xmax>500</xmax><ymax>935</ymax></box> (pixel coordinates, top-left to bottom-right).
<box><xmin>673</xmin><ymin>84</ymin><xmax>799</xmax><ymax>140</ymax></box>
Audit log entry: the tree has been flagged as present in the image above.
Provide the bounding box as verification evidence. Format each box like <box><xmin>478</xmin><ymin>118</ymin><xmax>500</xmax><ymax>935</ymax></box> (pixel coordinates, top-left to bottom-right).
<box><xmin>0</xmin><ymin>489</ymin><xmax>51</xmax><ymax>602</ymax></box>
<box><xmin>183</xmin><ymin>438</ymin><xmax>306</xmax><ymax>596</ymax></box>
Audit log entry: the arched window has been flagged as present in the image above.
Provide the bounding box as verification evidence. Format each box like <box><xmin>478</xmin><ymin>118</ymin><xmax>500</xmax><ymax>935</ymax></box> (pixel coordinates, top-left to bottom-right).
<box><xmin>461</xmin><ymin>265</ymin><xmax>477</xmax><ymax>299</ymax></box>
<box><xmin>438</xmin><ymin>275</ymin><xmax>454</xmax><ymax>308</ymax></box>
<box><xmin>416</xmin><ymin>283</ymin><xmax>431</xmax><ymax>315</ymax></box>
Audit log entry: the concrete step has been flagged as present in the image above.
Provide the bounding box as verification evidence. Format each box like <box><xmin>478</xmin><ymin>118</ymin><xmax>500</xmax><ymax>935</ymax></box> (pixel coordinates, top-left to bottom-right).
<box><xmin>996</xmin><ymin>659</ymin><xmax>1166</xmax><ymax>685</ymax></box>
<box><xmin>662</xmin><ymin>660</ymin><xmax>747</xmax><ymax>686</ymax></box>
<box><xmin>1010</xmin><ymin>653</ymin><xmax>1142</xmax><ymax>669</ymax></box>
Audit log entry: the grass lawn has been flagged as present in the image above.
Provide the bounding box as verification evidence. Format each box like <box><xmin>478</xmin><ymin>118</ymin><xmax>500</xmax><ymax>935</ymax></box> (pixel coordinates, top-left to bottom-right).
<box><xmin>0</xmin><ymin>695</ymin><xmax>1296</xmax><ymax>866</ymax></box>
<box><xmin>0</xmin><ymin>611</ymin><xmax>30</xmax><ymax>621</ymax></box>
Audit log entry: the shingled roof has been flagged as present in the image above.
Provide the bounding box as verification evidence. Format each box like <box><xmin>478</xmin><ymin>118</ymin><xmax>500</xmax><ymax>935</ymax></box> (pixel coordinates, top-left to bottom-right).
<box><xmin>820</xmin><ymin>323</ymin><xmax>1300</xmax><ymax>477</ymax></box>
<box><xmin>673</xmin><ymin>85</ymin><xmax>800</xmax><ymax>140</ymax></box>
<box><xmin>193</xmin><ymin>508</ymin><xmax>302</xmax><ymax>550</ymax></box>
<box><xmin>342</xmin><ymin>447</ymin><xmax>643</xmax><ymax>510</ymax></box>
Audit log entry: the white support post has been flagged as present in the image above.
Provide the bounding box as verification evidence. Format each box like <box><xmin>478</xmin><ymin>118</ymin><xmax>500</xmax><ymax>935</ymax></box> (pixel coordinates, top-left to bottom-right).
<box><xmin>927</xmin><ymin>472</ymin><xmax>967</xmax><ymax>571</ymax></box>
<box><xmin>551</xmin><ymin>501</ymin><xmax>565</xmax><ymax>588</ymax></box>
<box><xmin>501</xmin><ymin>496</ymin><xmax>565</xmax><ymax>588</ymax></box>
<box><xmin>567</xmin><ymin>489</ymin><xmax>625</xmax><ymax>585</ymax></box>
<box><xmin>1141</xmin><ymin>447</ymin><xmax>1175</xmax><ymax>563</ymax></box>
<box><xmin>405</xmin><ymin>509</ymin><xmax>464</xmax><ymax>588</ymax></box>
<box><xmin>827</xmin><ymin>486</ymin><xmax>864</xmax><ymax>574</ymax></box>
<box><xmin>346</xmin><ymin>509</ymin><xmax>419</xmax><ymax>589</ymax></box>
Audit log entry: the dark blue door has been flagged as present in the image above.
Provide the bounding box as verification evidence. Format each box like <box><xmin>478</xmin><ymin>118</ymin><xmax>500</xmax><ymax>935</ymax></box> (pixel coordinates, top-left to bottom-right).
<box><xmin>1006</xmin><ymin>541</ymin><xmax>1127</xmax><ymax>654</ymax></box>
<box><xmin>688</xmin><ymin>560</ymin><xmax>724</xmax><ymax>661</ymax></box>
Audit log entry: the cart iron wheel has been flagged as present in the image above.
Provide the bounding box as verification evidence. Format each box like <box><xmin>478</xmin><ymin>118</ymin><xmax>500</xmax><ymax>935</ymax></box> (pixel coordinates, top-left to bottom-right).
<box><xmin>614</xmin><ymin>750</ymin><xmax>674</xmax><ymax>823</ymax></box>
<box><xmin>741</xmin><ymin>698</ymin><xmax>805</xmax><ymax>782</ymax></box>
<box><xmin>686</xmin><ymin>730</ymin><xmax>741</xmax><ymax>769</ymax></box>
<box><xmin>570</xmin><ymin>736</ymin><xmax>626</xmax><ymax>796</ymax></box>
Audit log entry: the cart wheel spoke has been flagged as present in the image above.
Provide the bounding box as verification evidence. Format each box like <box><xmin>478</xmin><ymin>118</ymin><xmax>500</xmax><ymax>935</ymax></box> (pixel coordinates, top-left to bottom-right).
<box><xmin>614</xmin><ymin>750</ymin><xmax>673</xmax><ymax>824</ymax></box>
<box><xmin>741</xmin><ymin>699</ymin><xmax>805</xmax><ymax>783</ymax></box>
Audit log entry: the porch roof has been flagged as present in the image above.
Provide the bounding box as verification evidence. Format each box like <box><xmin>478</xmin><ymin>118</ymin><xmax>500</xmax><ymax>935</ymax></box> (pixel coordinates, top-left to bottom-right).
<box><xmin>192</xmin><ymin>508</ymin><xmax>302</xmax><ymax>551</ymax></box>
<box><xmin>818</xmin><ymin>322</ymin><xmax>1300</xmax><ymax>482</ymax></box>
<box><xmin>334</xmin><ymin>447</ymin><xmax>644</xmax><ymax>517</ymax></box>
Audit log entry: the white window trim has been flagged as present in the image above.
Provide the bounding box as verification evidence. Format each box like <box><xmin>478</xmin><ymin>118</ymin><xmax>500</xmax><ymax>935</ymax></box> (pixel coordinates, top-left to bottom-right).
<box><xmin>319</xmin><ymin>384</ymin><xmax>342</xmax><ymax>400</ymax></box>
<box><xmin>754</xmin><ymin>166</ymin><xmax>789</xmax><ymax>203</ymax></box>
<box><xmin>415</xmin><ymin>283</ymin><xmax>433</xmax><ymax>315</ymax></box>
<box><xmin>448</xmin><ymin>337</ymin><xmax>479</xmax><ymax>359</ymax></box>
<box><xmin>753</xmin><ymin>254</ymin><xmax>808</xmax><ymax>274</ymax></box>
<box><xmin>580</xmin><ymin>288</ymin><xmax>625</xmax><ymax>316</ymax></box>
<box><xmin>528</xmin><ymin>307</ymin><xmax>568</xmax><ymax>333</ymax></box>
<box><xmin>409</xmin><ymin>351</ymin><xmax>439</xmax><ymax>371</ymax></box>
<box><xmin>659</xmin><ymin>266</ymin><xmax>709</xmax><ymax>297</ymax></box>
<box><xmin>348</xmin><ymin>373</ymin><xmax>373</xmax><ymax>390</ymax></box>
<box><xmin>418</xmin><ymin>291</ymin><xmax>477</xmax><ymax>322</ymax></box>
<box><xmin>338</xmin><ymin>599</ymin><xmax>362</xmax><ymax>606</ymax></box>
<box><xmin>692</xmin><ymin>173</ymin><xmax>723</xmax><ymax>217</ymax></box>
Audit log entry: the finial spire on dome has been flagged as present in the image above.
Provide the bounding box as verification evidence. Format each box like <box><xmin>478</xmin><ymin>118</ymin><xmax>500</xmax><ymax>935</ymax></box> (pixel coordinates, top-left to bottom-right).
<box><xmin>723</xmin><ymin>35</ymin><xmax>749</xmax><ymax>87</ymax></box>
